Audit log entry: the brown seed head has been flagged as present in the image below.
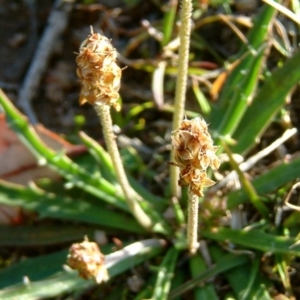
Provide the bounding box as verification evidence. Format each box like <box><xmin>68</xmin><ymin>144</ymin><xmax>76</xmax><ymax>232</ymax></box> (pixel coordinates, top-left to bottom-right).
<box><xmin>179</xmin><ymin>164</ymin><xmax>216</xmax><ymax>197</ymax></box>
<box><xmin>67</xmin><ymin>239</ymin><xmax>109</xmax><ymax>283</ymax></box>
<box><xmin>171</xmin><ymin>117</ymin><xmax>220</xmax><ymax>170</ymax></box>
<box><xmin>76</xmin><ymin>27</ymin><xmax>121</xmax><ymax>109</ymax></box>
<box><xmin>171</xmin><ymin>117</ymin><xmax>220</xmax><ymax>196</ymax></box>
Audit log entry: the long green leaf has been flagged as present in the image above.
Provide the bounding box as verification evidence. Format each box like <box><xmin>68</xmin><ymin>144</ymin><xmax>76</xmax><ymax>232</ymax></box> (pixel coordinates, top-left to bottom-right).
<box><xmin>0</xmin><ymin>250</ymin><xmax>68</xmax><ymax>289</ymax></box>
<box><xmin>216</xmin><ymin>3</ymin><xmax>277</xmax><ymax>108</ymax></box>
<box><xmin>0</xmin><ymin>239</ymin><xmax>166</xmax><ymax>299</ymax></box>
<box><xmin>0</xmin><ymin>225</ymin><xmax>96</xmax><ymax>247</ymax></box>
<box><xmin>151</xmin><ymin>247</ymin><xmax>179</xmax><ymax>300</ymax></box>
<box><xmin>210</xmin><ymin>2</ymin><xmax>277</xmax><ymax>129</ymax></box>
<box><xmin>216</xmin><ymin>44</ymin><xmax>268</xmax><ymax>138</ymax></box>
<box><xmin>79</xmin><ymin>131</ymin><xmax>116</xmax><ymax>184</ymax></box>
<box><xmin>209</xmin><ymin>245</ymin><xmax>272</xmax><ymax>300</ymax></box>
<box><xmin>161</xmin><ymin>0</ymin><xmax>177</xmax><ymax>46</ymax></box>
<box><xmin>0</xmin><ymin>272</ymin><xmax>90</xmax><ymax>300</ymax></box>
<box><xmin>232</xmin><ymin>49</ymin><xmax>300</xmax><ymax>154</ymax></box>
<box><xmin>227</xmin><ymin>156</ymin><xmax>300</xmax><ymax>209</ymax></box>
<box><xmin>0</xmin><ymin>180</ymin><xmax>145</xmax><ymax>233</ymax></box>
<box><xmin>189</xmin><ymin>253</ymin><xmax>218</xmax><ymax>300</ymax></box>
<box><xmin>0</xmin><ymin>89</ymin><xmax>128</xmax><ymax>211</ymax></box>
<box><xmin>80</xmin><ymin>126</ymin><xmax>166</xmax><ymax>210</ymax></box>
<box><xmin>169</xmin><ymin>253</ymin><xmax>248</xmax><ymax>299</ymax></box>
<box><xmin>202</xmin><ymin>227</ymin><xmax>300</xmax><ymax>256</ymax></box>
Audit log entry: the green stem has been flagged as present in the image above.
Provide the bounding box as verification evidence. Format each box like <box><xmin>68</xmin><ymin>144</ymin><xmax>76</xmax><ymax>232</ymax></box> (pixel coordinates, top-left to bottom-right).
<box><xmin>94</xmin><ymin>104</ymin><xmax>154</xmax><ymax>231</ymax></box>
<box><xmin>170</xmin><ymin>0</ymin><xmax>193</xmax><ymax>198</ymax></box>
<box><xmin>187</xmin><ymin>189</ymin><xmax>199</xmax><ymax>254</ymax></box>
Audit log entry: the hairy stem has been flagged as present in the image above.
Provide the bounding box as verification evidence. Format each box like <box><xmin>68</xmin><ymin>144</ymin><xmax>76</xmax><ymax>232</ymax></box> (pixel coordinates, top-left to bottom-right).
<box><xmin>170</xmin><ymin>0</ymin><xmax>193</xmax><ymax>198</ymax></box>
<box><xmin>94</xmin><ymin>104</ymin><xmax>153</xmax><ymax>230</ymax></box>
<box><xmin>187</xmin><ymin>189</ymin><xmax>199</xmax><ymax>254</ymax></box>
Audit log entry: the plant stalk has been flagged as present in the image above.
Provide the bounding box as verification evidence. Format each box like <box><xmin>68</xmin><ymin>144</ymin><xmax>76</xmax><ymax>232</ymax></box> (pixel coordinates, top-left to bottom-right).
<box><xmin>170</xmin><ymin>0</ymin><xmax>193</xmax><ymax>198</ymax></box>
<box><xmin>187</xmin><ymin>189</ymin><xmax>199</xmax><ymax>254</ymax></box>
<box><xmin>94</xmin><ymin>104</ymin><xmax>153</xmax><ymax>230</ymax></box>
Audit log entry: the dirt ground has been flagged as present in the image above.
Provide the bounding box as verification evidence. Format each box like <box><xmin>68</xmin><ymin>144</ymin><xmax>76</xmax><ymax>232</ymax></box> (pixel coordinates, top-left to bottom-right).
<box><xmin>0</xmin><ymin>1</ymin><xmax>167</xmax><ymax>138</ymax></box>
<box><xmin>1</xmin><ymin>0</ymin><xmax>299</xmax><ymax>140</ymax></box>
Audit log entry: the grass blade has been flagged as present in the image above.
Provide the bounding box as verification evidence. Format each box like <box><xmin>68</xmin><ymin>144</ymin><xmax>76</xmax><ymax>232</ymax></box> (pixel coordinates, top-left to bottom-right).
<box><xmin>233</xmin><ymin>50</ymin><xmax>300</xmax><ymax>154</ymax></box>
<box><xmin>227</xmin><ymin>156</ymin><xmax>300</xmax><ymax>209</ymax></box>
<box><xmin>0</xmin><ymin>225</ymin><xmax>96</xmax><ymax>247</ymax></box>
<box><xmin>169</xmin><ymin>253</ymin><xmax>248</xmax><ymax>299</ymax></box>
<box><xmin>0</xmin><ymin>239</ymin><xmax>166</xmax><ymax>299</ymax></box>
<box><xmin>209</xmin><ymin>245</ymin><xmax>272</xmax><ymax>300</ymax></box>
<box><xmin>151</xmin><ymin>247</ymin><xmax>179</xmax><ymax>299</ymax></box>
<box><xmin>189</xmin><ymin>253</ymin><xmax>218</xmax><ymax>300</ymax></box>
<box><xmin>222</xmin><ymin>140</ymin><xmax>270</xmax><ymax>219</ymax></box>
<box><xmin>161</xmin><ymin>0</ymin><xmax>178</xmax><ymax>47</ymax></box>
<box><xmin>210</xmin><ymin>2</ymin><xmax>277</xmax><ymax>131</ymax></box>
<box><xmin>202</xmin><ymin>227</ymin><xmax>300</xmax><ymax>256</ymax></box>
<box><xmin>216</xmin><ymin>44</ymin><xmax>268</xmax><ymax>138</ymax></box>
<box><xmin>0</xmin><ymin>180</ymin><xmax>145</xmax><ymax>233</ymax></box>
<box><xmin>0</xmin><ymin>89</ymin><xmax>129</xmax><ymax>211</ymax></box>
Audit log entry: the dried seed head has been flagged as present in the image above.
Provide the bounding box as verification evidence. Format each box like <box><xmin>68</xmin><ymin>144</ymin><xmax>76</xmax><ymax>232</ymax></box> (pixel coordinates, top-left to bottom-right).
<box><xmin>179</xmin><ymin>164</ymin><xmax>215</xmax><ymax>197</ymax></box>
<box><xmin>67</xmin><ymin>238</ymin><xmax>109</xmax><ymax>284</ymax></box>
<box><xmin>171</xmin><ymin>117</ymin><xmax>220</xmax><ymax>196</ymax></box>
<box><xmin>171</xmin><ymin>117</ymin><xmax>220</xmax><ymax>171</ymax></box>
<box><xmin>76</xmin><ymin>27</ymin><xmax>121</xmax><ymax>109</ymax></box>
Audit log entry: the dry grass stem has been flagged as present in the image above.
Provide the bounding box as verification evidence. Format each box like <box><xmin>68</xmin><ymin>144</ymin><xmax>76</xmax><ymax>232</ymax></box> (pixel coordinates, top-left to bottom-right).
<box><xmin>187</xmin><ymin>189</ymin><xmax>199</xmax><ymax>254</ymax></box>
<box><xmin>170</xmin><ymin>0</ymin><xmax>193</xmax><ymax>198</ymax></box>
<box><xmin>94</xmin><ymin>104</ymin><xmax>153</xmax><ymax>230</ymax></box>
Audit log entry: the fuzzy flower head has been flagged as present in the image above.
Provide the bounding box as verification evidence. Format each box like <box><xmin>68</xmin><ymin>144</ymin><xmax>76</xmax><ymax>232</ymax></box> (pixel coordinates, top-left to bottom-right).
<box><xmin>171</xmin><ymin>117</ymin><xmax>220</xmax><ymax>170</ymax></box>
<box><xmin>67</xmin><ymin>238</ymin><xmax>109</xmax><ymax>284</ymax></box>
<box><xmin>76</xmin><ymin>27</ymin><xmax>121</xmax><ymax>109</ymax></box>
<box><xmin>179</xmin><ymin>165</ymin><xmax>215</xmax><ymax>197</ymax></box>
<box><xmin>171</xmin><ymin>117</ymin><xmax>220</xmax><ymax>196</ymax></box>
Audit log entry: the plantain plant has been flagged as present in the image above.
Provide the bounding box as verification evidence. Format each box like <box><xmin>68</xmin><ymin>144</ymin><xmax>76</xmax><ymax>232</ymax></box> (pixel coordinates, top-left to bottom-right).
<box><xmin>1</xmin><ymin>0</ymin><xmax>300</xmax><ymax>299</ymax></box>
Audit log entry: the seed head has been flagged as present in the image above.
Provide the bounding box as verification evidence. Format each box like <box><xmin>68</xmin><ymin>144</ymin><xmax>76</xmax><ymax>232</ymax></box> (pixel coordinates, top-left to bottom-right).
<box><xmin>76</xmin><ymin>27</ymin><xmax>121</xmax><ymax>109</ymax></box>
<box><xmin>179</xmin><ymin>164</ymin><xmax>216</xmax><ymax>197</ymax></box>
<box><xmin>67</xmin><ymin>238</ymin><xmax>109</xmax><ymax>283</ymax></box>
<box><xmin>171</xmin><ymin>117</ymin><xmax>220</xmax><ymax>196</ymax></box>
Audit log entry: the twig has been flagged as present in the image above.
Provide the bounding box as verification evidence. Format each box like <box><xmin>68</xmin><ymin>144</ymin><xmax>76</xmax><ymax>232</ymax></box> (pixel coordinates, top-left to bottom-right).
<box><xmin>219</xmin><ymin>14</ymin><xmax>249</xmax><ymax>46</ymax></box>
<box><xmin>17</xmin><ymin>0</ymin><xmax>74</xmax><ymax>124</ymax></box>
<box><xmin>284</xmin><ymin>182</ymin><xmax>300</xmax><ymax>211</ymax></box>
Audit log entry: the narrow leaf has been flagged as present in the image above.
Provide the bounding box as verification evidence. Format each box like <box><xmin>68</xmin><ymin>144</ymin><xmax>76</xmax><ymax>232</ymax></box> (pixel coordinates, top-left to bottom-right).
<box><xmin>233</xmin><ymin>49</ymin><xmax>300</xmax><ymax>154</ymax></box>
<box><xmin>202</xmin><ymin>227</ymin><xmax>300</xmax><ymax>256</ymax></box>
<box><xmin>227</xmin><ymin>156</ymin><xmax>300</xmax><ymax>209</ymax></box>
